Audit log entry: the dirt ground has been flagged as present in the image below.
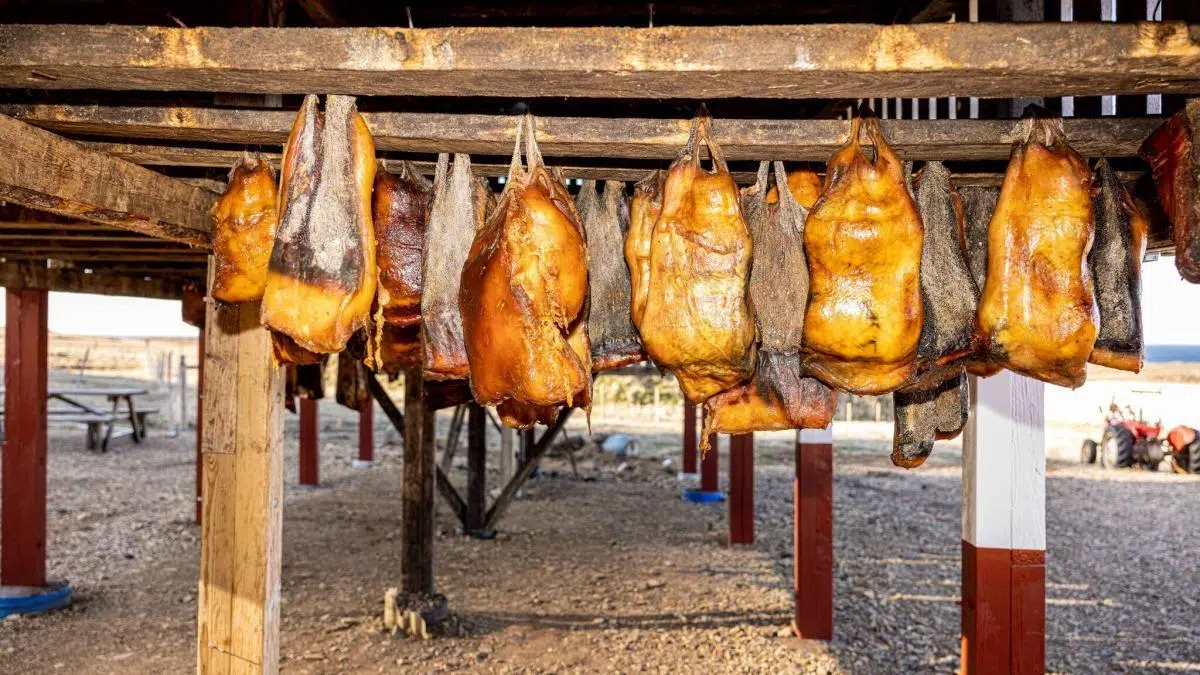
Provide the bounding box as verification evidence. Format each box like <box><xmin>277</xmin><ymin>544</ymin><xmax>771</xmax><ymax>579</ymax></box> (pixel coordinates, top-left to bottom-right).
<box><xmin>1</xmin><ymin>371</ymin><xmax>1199</xmax><ymax>674</ymax></box>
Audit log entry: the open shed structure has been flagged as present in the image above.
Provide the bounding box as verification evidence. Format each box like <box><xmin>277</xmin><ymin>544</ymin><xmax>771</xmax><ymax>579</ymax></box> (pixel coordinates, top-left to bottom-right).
<box><xmin>1</xmin><ymin>1</ymin><xmax>1199</xmax><ymax>673</ymax></box>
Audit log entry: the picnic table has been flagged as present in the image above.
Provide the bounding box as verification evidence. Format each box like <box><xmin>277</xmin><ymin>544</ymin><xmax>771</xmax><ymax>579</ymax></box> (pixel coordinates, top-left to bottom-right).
<box><xmin>0</xmin><ymin>386</ymin><xmax>156</xmax><ymax>452</ymax></box>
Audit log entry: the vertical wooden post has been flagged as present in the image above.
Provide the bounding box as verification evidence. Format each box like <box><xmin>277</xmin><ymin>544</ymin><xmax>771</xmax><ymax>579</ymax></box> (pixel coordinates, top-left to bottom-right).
<box><xmin>681</xmin><ymin>404</ymin><xmax>698</xmax><ymax>475</ymax></box>
<box><xmin>794</xmin><ymin>424</ymin><xmax>833</xmax><ymax>640</ymax></box>
<box><xmin>298</xmin><ymin>398</ymin><xmax>318</xmax><ymax>486</ymax></box>
<box><xmin>195</xmin><ymin>326</ymin><xmax>205</xmax><ymax>526</ymax></box>
<box><xmin>465</xmin><ymin>403</ymin><xmax>487</xmax><ymax>534</ymax></box>
<box><xmin>401</xmin><ymin>368</ymin><xmax>435</xmax><ymax>594</ymax></box>
<box><xmin>499</xmin><ymin>425</ymin><xmax>515</xmax><ymax>490</ymax></box>
<box><xmin>728</xmin><ymin>433</ymin><xmax>754</xmax><ymax>545</ymax></box>
<box><xmin>700</xmin><ymin>433</ymin><xmax>719</xmax><ymax>493</ymax></box>
<box><xmin>196</xmin><ymin>296</ymin><xmax>285</xmax><ymax>674</ymax></box>
<box><xmin>1</xmin><ymin>288</ymin><xmax>48</xmax><ymax>588</ymax></box>
<box><xmin>961</xmin><ymin>372</ymin><xmax>1046</xmax><ymax>675</ymax></box>
<box><xmin>358</xmin><ymin>397</ymin><xmax>374</xmax><ymax>463</ymax></box>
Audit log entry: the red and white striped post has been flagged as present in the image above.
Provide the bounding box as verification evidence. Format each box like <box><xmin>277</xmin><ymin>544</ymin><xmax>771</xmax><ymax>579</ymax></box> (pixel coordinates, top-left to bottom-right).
<box><xmin>298</xmin><ymin>398</ymin><xmax>319</xmax><ymax>486</ymax></box>
<box><xmin>728</xmin><ymin>433</ymin><xmax>754</xmax><ymax>544</ymax></box>
<box><xmin>961</xmin><ymin>371</ymin><xmax>1046</xmax><ymax>675</ymax></box>
<box><xmin>1</xmin><ymin>289</ymin><xmax>49</xmax><ymax>589</ymax></box>
<box><xmin>794</xmin><ymin>423</ymin><xmax>833</xmax><ymax>640</ymax></box>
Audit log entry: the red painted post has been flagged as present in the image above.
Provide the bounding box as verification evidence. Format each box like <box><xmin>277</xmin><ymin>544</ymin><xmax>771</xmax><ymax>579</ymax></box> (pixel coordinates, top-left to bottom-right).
<box><xmin>299</xmin><ymin>398</ymin><xmax>319</xmax><ymax>486</ymax></box>
<box><xmin>358</xmin><ymin>396</ymin><xmax>374</xmax><ymax>463</ymax></box>
<box><xmin>195</xmin><ymin>326</ymin><xmax>205</xmax><ymax>525</ymax></box>
<box><xmin>681</xmin><ymin>404</ymin><xmax>698</xmax><ymax>475</ymax></box>
<box><xmin>729</xmin><ymin>433</ymin><xmax>754</xmax><ymax>545</ymax></box>
<box><xmin>794</xmin><ymin>425</ymin><xmax>833</xmax><ymax>640</ymax></box>
<box><xmin>700</xmin><ymin>433</ymin><xmax>719</xmax><ymax>493</ymax></box>
<box><xmin>1</xmin><ymin>288</ymin><xmax>49</xmax><ymax>588</ymax></box>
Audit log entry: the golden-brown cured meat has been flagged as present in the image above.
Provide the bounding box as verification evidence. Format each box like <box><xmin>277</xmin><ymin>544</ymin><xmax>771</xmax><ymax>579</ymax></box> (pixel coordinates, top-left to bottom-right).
<box><xmin>211</xmin><ymin>155</ymin><xmax>278</xmax><ymax>304</ymax></box>
<box><xmin>706</xmin><ymin>161</ymin><xmax>835</xmax><ymax>434</ymax></box>
<box><xmin>803</xmin><ymin>116</ymin><xmax>923</xmax><ymax>395</ymax></box>
<box><xmin>459</xmin><ymin>115</ymin><xmax>591</xmax><ymax>429</ymax></box>
<box><xmin>978</xmin><ymin>114</ymin><xmax>1098</xmax><ymax>388</ymax></box>
<box><xmin>765</xmin><ymin>169</ymin><xmax>823</xmax><ymax>208</ymax></box>
<box><xmin>577</xmin><ymin>179</ymin><xmax>644</xmax><ymax>371</ymax></box>
<box><xmin>1088</xmin><ymin>159</ymin><xmax>1147</xmax><ymax>373</ymax></box>
<box><xmin>422</xmin><ymin>154</ymin><xmax>490</xmax><ymax>382</ymax></box>
<box><xmin>373</xmin><ymin>162</ymin><xmax>431</xmax><ymax>328</ymax></box>
<box><xmin>625</xmin><ymin>171</ymin><xmax>664</xmax><ymax>329</ymax></box>
<box><xmin>262</xmin><ymin>95</ymin><xmax>377</xmax><ymax>358</ymax></box>
<box><xmin>633</xmin><ymin>114</ymin><xmax>756</xmax><ymax>404</ymax></box>
<box><xmin>1139</xmin><ymin>100</ymin><xmax>1200</xmax><ymax>283</ymax></box>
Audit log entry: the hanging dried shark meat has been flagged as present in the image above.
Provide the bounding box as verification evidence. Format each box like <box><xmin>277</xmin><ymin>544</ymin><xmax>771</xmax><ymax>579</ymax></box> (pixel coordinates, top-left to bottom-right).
<box><xmin>262</xmin><ymin>94</ymin><xmax>377</xmax><ymax>359</ymax></box>
<box><xmin>210</xmin><ymin>154</ymin><xmax>278</xmax><ymax>304</ymax></box>
<box><xmin>803</xmin><ymin>115</ymin><xmax>923</xmax><ymax>395</ymax></box>
<box><xmin>706</xmin><ymin>161</ymin><xmax>836</xmax><ymax>434</ymax></box>
<box><xmin>294</xmin><ymin>360</ymin><xmax>326</xmax><ymax>400</ymax></box>
<box><xmin>423</xmin><ymin>154</ymin><xmax>489</xmax><ymax>381</ymax></box>
<box><xmin>765</xmin><ymin>169</ymin><xmax>823</xmax><ymax>208</ymax></box>
<box><xmin>625</xmin><ymin>170</ymin><xmax>664</xmax><ymax>329</ymax></box>
<box><xmin>892</xmin><ymin>372</ymin><xmax>968</xmax><ymax>468</ymax></box>
<box><xmin>633</xmin><ymin>113</ymin><xmax>756</xmax><ymax>404</ymax></box>
<box><xmin>1139</xmin><ymin>100</ymin><xmax>1200</xmax><ymax>283</ymax></box>
<box><xmin>978</xmin><ymin>113</ymin><xmax>1098</xmax><ymax>388</ymax></box>
<box><xmin>1088</xmin><ymin>159</ymin><xmax>1147</xmax><ymax>373</ymax></box>
<box><xmin>459</xmin><ymin>115</ymin><xmax>591</xmax><ymax>429</ymax></box>
<box><xmin>577</xmin><ymin>179</ymin><xmax>643</xmax><ymax>371</ymax></box>
<box><xmin>335</xmin><ymin>350</ymin><xmax>369</xmax><ymax>411</ymax></box>
<box><xmin>374</xmin><ymin>161</ymin><xmax>432</xmax><ymax>328</ymax></box>
<box><xmin>273</xmin><ymin>332</ymin><xmax>327</xmax><ymax>365</ymax></box>
<box><xmin>890</xmin><ymin>161</ymin><xmax>977</xmax><ymax>468</ymax></box>
<box><xmin>956</xmin><ymin>185</ymin><xmax>1003</xmax><ymax>379</ymax></box>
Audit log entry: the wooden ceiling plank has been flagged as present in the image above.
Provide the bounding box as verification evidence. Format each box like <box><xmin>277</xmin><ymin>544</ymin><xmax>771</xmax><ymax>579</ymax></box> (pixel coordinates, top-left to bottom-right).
<box><xmin>0</xmin><ymin>262</ymin><xmax>185</xmax><ymax>299</ymax></box>
<box><xmin>5</xmin><ymin>105</ymin><xmax>1162</xmax><ymax>161</ymax></box>
<box><xmin>0</xmin><ymin>113</ymin><xmax>214</xmax><ymax>248</ymax></box>
<box><xmin>0</xmin><ymin>23</ymin><xmax>1196</xmax><ymax>99</ymax></box>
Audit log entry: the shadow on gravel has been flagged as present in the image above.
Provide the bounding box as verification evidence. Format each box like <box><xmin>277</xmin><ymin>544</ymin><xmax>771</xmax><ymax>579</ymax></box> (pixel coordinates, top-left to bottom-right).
<box><xmin>463</xmin><ymin>608</ymin><xmax>794</xmax><ymax>634</ymax></box>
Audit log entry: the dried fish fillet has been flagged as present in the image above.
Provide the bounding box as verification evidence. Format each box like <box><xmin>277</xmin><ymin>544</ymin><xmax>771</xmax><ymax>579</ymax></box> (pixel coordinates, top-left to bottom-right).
<box><xmin>577</xmin><ymin>179</ymin><xmax>643</xmax><ymax>371</ymax></box>
<box><xmin>1088</xmin><ymin>159</ymin><xmax>1147</xmax><ymax>373</ymax></box>
<box><xmin>1139</xmin><ymin>100</ymin><xmax>1200</xmax><ymax>283</ymax></box>
<box><xmin>633</xmin><ymin>114</ymin><xmax>756</xmax><ymax>404</ymax></box>
<box><xmin>211</xmin><ymin>155</ymin><xmax>278</xmax><ymax>304</ymax></box>
<box><xmin>262</xmin><ymin>94</ymin><xmax>377</xmax><ymax>358</ymax></box>
<box><xmin>459</xmin><ymin>115</ymin><xmax>591</xmax><ymax>429</ymax></box>
<box><xmin>978</xmin><ymin>113</ymin><xmax>1098</xmax><ymax>388</ymax></box>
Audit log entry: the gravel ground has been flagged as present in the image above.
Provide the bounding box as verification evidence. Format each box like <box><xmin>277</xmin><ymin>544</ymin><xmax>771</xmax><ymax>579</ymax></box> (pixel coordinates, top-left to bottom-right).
<box><xmin>0</xmin><ymin>376</ymin><xmax>1197</xmax><ymax>674</ymax></box>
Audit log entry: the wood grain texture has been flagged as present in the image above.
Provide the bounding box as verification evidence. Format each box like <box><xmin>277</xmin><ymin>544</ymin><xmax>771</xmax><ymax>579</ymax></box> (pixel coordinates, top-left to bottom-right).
<box><xmin>197</xmin><ymin>281</ymin><xmax>285</xmax><ymax>675</ymax></box>
<box><xmin>0</xmin><ymin>262</ymin><xmax>184</xmax><ymax>299</ymax></box>
<box><xmin>5</xmin><ymin>104</ymin><xmax>1162</xmax><ymax>161</ymax></box>
<box><xmin>400</xmin><ymin>368</ymin><xmax>435</xmax><ymax>594</ymax></box>
<box><xmin>0</xmin><ymin>113</ymin><xmax>215</xmax><ymax>246</ymax></box>
<box><xmin>0</xmin><ymin>23</ymin><xmax>1197</xmax><ymax>99</ymax></box>
<box><xmin>0</xmin><ymin>288</ymin><xmax>48</xmax><ymax>588</ymax></box>
<box><xmin>961</xmin><ymin>372</ymin><xmax>1046</xmax><ymax>551</ymax></box>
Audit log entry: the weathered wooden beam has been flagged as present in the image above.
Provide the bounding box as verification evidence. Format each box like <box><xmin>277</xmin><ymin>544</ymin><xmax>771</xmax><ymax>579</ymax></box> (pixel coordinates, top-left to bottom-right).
<box><xmin>0</xmin><ymin>253</ymin><xmax>206</xmax><ymax>263</ymax></box>
<box><xmin>6</xmin><ymin>105</ymin><xmax>1162</xmax><ymax>160</ymax></box>
<box><xmin>0</xmin><ymin>263</ymin><xmax>184</xmax><ymax>299</ymax></box>
<box><xmin>465</xmin><ymin>403</ymin><xmax>487</xmax><ymax>534</ymax></box>
<box><xmin>197</xmin><ymin>292</ymin><xmax>285</xmax><ymax>674</ymax></box>
<box><xmin>0</xmin><ymin>23</ymin><xmax>1197</xmax><ymax>99</ymax></box>
<box><xmin>0</xmin><ymin>114</ymin><xmax>214</xmax><ymax>247</ymax></box>
<box><xmin>400</xmin><ymin>368</ymin><xmax>435</xmax><ymax>595</ymax></box>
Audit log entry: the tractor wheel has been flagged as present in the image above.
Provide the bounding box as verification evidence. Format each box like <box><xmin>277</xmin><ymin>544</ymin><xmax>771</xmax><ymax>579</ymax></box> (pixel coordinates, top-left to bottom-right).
<box><xmin>1186</xmin><ymin>438</ymin><xmax>1200</xmax><ymax>475</ymax></box>
<box><xmin>1080</xmin><ymin>439</ymin><xmax>1098</xmax><ymax>465</ymax></box>
<box><xmin>1101</xmin><ymin>425</ymin><xmax>1134</xmax><ymax>469</ymax></box>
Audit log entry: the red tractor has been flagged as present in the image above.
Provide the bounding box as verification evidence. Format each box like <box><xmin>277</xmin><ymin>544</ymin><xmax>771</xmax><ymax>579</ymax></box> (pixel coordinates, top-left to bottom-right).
<box><xmin>1080</xmin><ymin>403</ymin><xmax>1200</xmax><ymax>474</ymax></box>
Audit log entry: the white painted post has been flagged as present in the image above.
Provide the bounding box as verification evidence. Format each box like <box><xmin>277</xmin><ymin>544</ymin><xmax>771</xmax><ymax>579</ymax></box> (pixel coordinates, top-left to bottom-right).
<box><xmin>961</xmin><ymin>371</ymin><xmax>1046</xmax><ymax>674</ymax></box>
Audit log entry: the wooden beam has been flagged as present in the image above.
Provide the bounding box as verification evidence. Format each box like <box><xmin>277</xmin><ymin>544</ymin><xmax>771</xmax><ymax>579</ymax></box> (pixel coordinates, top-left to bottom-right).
<box><xmin>400</xmin><ymin>367</ymin><xmax>435</xmax><ymax>595</ymax></box>
<box><xmin>358</xmin><ymin>398</ymin><xmax>373</xmax><ymax>463</ymax></box>
<box><xmin>298</xmin><ymin>399</ymin><xmax>318</xmax><ymax>487</ymax></box>
<box><xmin>0</xmin><ymin>253</ymin><xmax>207</xmax><ymax>263</ymax></box>
<box><xmin>6</xmin><ymin>105</ymin><xmax>1162</xmax><ymax>160</ymax></box>
<box><xmin>1</xmin><ymin>288</ymin><xmax>48</xmax><ymax>588</ymax></box>
<box><xmin>0</xmin><ymin>114</ymin><xmax>214</xmax><ymax>247</ymax></box>
<box><xmin>0</xmin><ymin>23</ymin><xmax>1197</xmax><ymax>99</ymax></box>
<box><xmin>197</xmin><ymin>293</ymin><xmax>285</xmax><ymax>674</ymax></box>
<box><xmin>0</xmin><ymin>262</ymin><xmax>185</xmax><ymax>299</ymax></box>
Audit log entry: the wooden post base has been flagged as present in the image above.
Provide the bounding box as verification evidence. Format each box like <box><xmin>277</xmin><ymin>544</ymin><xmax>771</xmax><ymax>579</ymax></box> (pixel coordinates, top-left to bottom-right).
<box><xmin>794</xmin><ymin>425</ymin><xmax>833</xmax><ymax>641</ymax></box>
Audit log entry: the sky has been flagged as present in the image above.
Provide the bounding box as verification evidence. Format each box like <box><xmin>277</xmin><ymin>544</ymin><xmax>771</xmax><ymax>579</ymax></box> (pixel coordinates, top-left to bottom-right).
<box><xmin>0</xmin><ymin>257</ymin><xmax>1198</xmax><ymax>343</ymax></box>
